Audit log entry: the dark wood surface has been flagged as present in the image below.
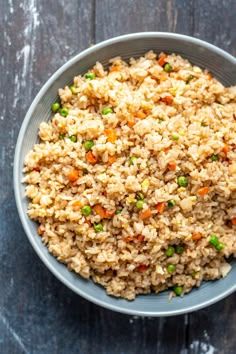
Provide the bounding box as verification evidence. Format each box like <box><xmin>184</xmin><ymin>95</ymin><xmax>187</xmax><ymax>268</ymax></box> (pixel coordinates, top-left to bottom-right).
<box><xmin>1</xmin><ymin>1</ymin><xmax>235</xmax><ymax>353</ymax></box>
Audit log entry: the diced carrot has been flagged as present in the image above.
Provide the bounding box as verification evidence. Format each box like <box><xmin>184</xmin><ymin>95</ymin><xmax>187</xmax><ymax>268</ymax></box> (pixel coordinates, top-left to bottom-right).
<box><xmin>197</xmin><ymin>187</ymin><xmax>210</xmax><ymax>196</ymax></box>
<box><xmin>86</xmin><ymin>151</ymin><xmax>97</xmax><ymax>164</ymax></box>
<box><xmin>136</xmin><ymin>111</ymin><xmax>147</xmax><ymax>119</ymax></box>
<box><xmin>159</xmin><ymin>73</ymin><xmax>168</xmax><ymax>82</ymax></box>
<box><xmin>109</xmin><ymin>66</ymin><xmax>120</xmax><ymax>73</ymax></box>
<box><xmin>158</xmin><ymin>53</ymin><xmax>167</xmax><ymax>67</ymax></box>
<box><xmin>104</xmin><ymin>129</ymin><xmax>117</xmax><ymax>143</ymax></box>
<box><xmin>137</xmin><ymin>234</ymin><xmax>144</xmax><ymax>242</ymax></box>
<box><xmin>168</xmin><ymin>162</ymin><xmax>176</xmax><ymax>171</ymax></box>
<box><xmin>231</xmin><ymin>218</ymin><xmax>236</xmax><ymax>225</ymax></box>
<box><xmin>127</xmin><ymin>119</ymin><xmax>135</xmax><ymax>127</ymax></box>
<box><xmin>33</xmin><ymin>167</ymin><xmax>40</xmax><ymax>172</ymax></box>
<box><xmin>206</xmin><ymin>72</ymin><xmax>212</xmax><ymax>80</ymax></box>
<box><xmin>222</xmin><ymin>144</ymin><xmax>229</xmax><ymax>154</ymax></box>
<box><xmin>68</xmin><ymin>168</ymin><xmax>79</xmax><ymax>182</ymax></box>
<box><xmin>164</xmin><ymin>147</ymin><xmax>170</xmax><ymax>154</ymax></box>
<box><xmin>37</xmin><ymin>226</ymin><xmax>43</xmax><ymax>235</ymax></box>
<box><xmin>71</xmin><ymin>200</ymin><xmax>81</xmax><ymax>209</ymax></box>
<box><xmin>155</xmin><ymin>202</ymin><xmax>165</xmax><ymax>214</ymax></box>
<box><xmin>108</xmin><ymin>155</ymin><xmax>116</xmax><ymax>165</ymax></box>
<box><xmin>93</xmin><ymin>205</ymin><xmax>106</xmax><ymax>219</ymax></box>
<box><xmin>137</xmin><ymin>264</ymin><xmax>149</xmax><ymax>272</ymax></box>
<box><xmin>192</xmin><ymin>232</ymin><xmax>203</xmax><ymax>241</ymax></box>
<box><xmin>161</xmin><ymin>96</ymin><xmax>173</xmax><ymax>104</ymax></box>
<box><xmin>140</xmin><ymin>209</ymin><xmax>152</xmax><ymax>220</ymax></box>
<box><xmin>104</xmin><ymin>210</ymin><xmax>115</xmax><ymax>218</ymax></box>
<box><xmin>123</xmin><ymin>236</ymin><xmax>134</xmax><ymax>243</ymax></box>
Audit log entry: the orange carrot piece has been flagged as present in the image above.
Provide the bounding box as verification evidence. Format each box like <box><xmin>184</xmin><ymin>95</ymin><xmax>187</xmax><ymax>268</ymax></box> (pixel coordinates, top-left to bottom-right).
<box><xmin>137</xmin><ymin>264</ymin><xmax>149</xmax><ymax>272</ymax></box>
<box><xmin>68</xmin><ymin>168</ymin><xmax>79</xmax><ymax>182</ymax></box>
<box><xmin>168</xmin><ymin>162</ymin><xmax>176</xmax><ymax>171</ymax></box>
<box><xmin>71</xmin><ymin>200</ymin><xmax>81</xmax><ymax>208</ymax></box>
<box><xmin>108</xmin><ymin>155</ymin><xmax>116</xmax><ymax>165</ymax></box>
<box><xmin>137</xmin><ymin>234</ymin><xmax>144</xmax><ymax>242</ymax></box>
<box><xmin>104</xmin><ymin>210</ymin><xmax>115</xmax><ymax>218</ymax></box>
<box><xmin>192</xmin><ymin>232</ymin><xmax>203</xmax><ymax>241</ymax></box>
<box><xmin>231</xmin><ymin>218</ymin><xmax>236</xmax><ymax>225</ymax></box>
<box><xmin>158</xmin><ymin>53</ymin><xmax>167</xmax><ymax>67</ymax></box>
<box><xmin>197</xmin><ymin>187</ymin><xmax>209</xmax><ymax>196</ymax></box>
<box><xmin>37</xmin><ymin>226</ymin><xmax>43</xmax><ymax>235</ymax></box>
<box><xmin>136</xmin><ymin>111</ymin><xmax>147</xmax><ymax>119</ymax></box>
<box><xmin>93</xmin><ymin>205</ymin><xmax>106</xmax><ymax>219</ymax></box>
<box><xmin>206</xmin><ymin>72</ymin><xmax>212</xmax><ymax>80</ymax></box>
<box><xmin>222</xmin><ymin>144</ymin><xmax>229</xmax><ymax>154</ymax></box>
<box><xmin>154</xmin><ymin>202</ymin><xmax>165</xmax><ymax>214</ymax></box>
<box><xmin>161</xmin><ymin>96</ymin><xmax>173</xmax><ymax>104</ymax></box>
<box><xmin>104</xmin><ymin>129</ymin><xmax>117</xmax><ymax>143</ymax></box>
<box><xmin>127</xmin><ymin>119</ymin><xmax>135</xmax><ymax>127</ymax></box>
<box><xmin>140</xmin><ymin>209</ymin><xmax>152</xmax><ymax>220</ymax></box>
<box><xmin>123</xmin><ymin>236</ymin><xmax>134</xmax><ymax>243</ymax></box>
<box><xmin>86</xmin><ymin>151</ymin><xmax>97</xmax><ymax>164</ymax></box>
<box><xmin>164</xmin><ymin>147</ymin><xmax>170</xmax><ymax>154</ymax></box>
<box><xmin>109</xmin><ymin>66</ymin><xmax>120</xmax><ymax>73</ymax></box>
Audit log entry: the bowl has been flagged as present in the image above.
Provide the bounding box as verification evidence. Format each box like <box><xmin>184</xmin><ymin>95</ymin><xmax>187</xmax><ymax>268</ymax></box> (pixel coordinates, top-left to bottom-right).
<box><xmin>14</xmin><ymin>32</ymin><xmax>236</xmax><ymax>316</ymax></box>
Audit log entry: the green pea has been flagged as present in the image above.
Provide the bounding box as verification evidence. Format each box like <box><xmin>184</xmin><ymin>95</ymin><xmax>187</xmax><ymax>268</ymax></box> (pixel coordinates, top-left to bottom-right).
<box><xmin>70</xmin><ymin>85</ymin><xmax>78</xmax><ymax>94</ymax></box>
<box><xmin>209</xmin><ymin>234</ymin><xmax>219</xmax><ymax>247</ymax></box>
<box><xmin>81</xmin><ymin>205</ymin><xmax>92</xmax><ymax>216</ymax></box>
<box><xmin>69</xmin><ymin>135</ymin><xmax>77</xmax><ymax>143</ymax></box>
<box><xmin>165</xmin><ymin>246</ymin><xmax>175</xmax><ymax>257</ymax></box>
<box><xmin>136</xmin><ymin>200</ymin><xmax>144</xmax><ymax>209</ymax></box>
<box><xmin>129</xmin><ymin>156</ymin><xmax>138</xmax><ymax>165</ymax></box>
<box><xmin>59</xmin><ymin>133</ymin><xmax>65</xmax><ymax>140</ymax></box>
<box><xmin>84</xmin><ymin>140</ymin><xmax>94</xmax><ymax>151</ymax></box>
<box><xmin>115</xmin><ymin>209</ymin><xmax>122</xmax><ymax>215</ymax></box>
<box><xmin>173</xmin><ymin>286</ymin><xmax>183</xmax><ymax>296</ymax></box>
<box><xmin>186</xmin><ymin>75</ymin><xmax>194</xmax><ymax>84</ymax></box>
<box><xmin>210</xmin><ymin>154</ymin><xmax>219</xmax><ymax>161</ymax></box>
<box><xmin>176</xmin><ymin>244</ymin><xmax>185</xmax><ymax>255</ymax></box>
<box><xmin>136</xmin><ymin>192</ymin><xmax>144</xmax><ymax>200</ymax></box>
<box><xmin>85</xmin><ymin>72</ymin><xmax>95</xmax><ymax>80</ymax></box>
<box><xmin>51</xmin><ymin>102</ymin><xmax>60</xmax><ymax>113</ymax></box>
<box><xmin>167</xmin><ymin>264</ymin><xmax>176</xmax><ymax>274</ymax></box>
<box><xmin>167</xmin><ymin>199</ymin><xmax>176</xmax><ymax>208</ymax></box>
<box><xmin>177</xmin><ymin>176</ymin><xmax>188</xmax><ymax>187</ymax></box>
<box><xmin>158</xmin><ymin>118</ymin><xmax>164</xmax><ymax>124</ymax></box>
<box><xmin>164</xmin><ymin>63</ymin><xmax>172</xmax><ymax>73</ymax></box>
<box><xmin>59</xmin><ymin>108</ymin><xmax>69</xmax><ymax>117</ymax></box>
<box><xmin>215</xmin><ymin>243</ymin><xmax>224</xmax><ymax>251</ymax></box>
<box><xmin>94</xmin><ymin>223</ymin><xmax>103</xmax><ymax>232</ymax></box>
<box><xmin>101</xmin><ymin>107</ymin><xmax>113</xmax><ymax>115</ymax></box>
<box><xmin>172</xmin><ymin>134</ymin><xmax>179</xmax><ymax>141</ymax></box>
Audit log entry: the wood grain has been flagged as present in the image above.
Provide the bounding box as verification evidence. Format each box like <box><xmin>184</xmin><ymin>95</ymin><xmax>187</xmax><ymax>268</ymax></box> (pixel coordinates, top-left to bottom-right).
<box><xmin>0</xmin><ymin>0</ymin><xmax>236</xmax><ymax>353</ymax></box>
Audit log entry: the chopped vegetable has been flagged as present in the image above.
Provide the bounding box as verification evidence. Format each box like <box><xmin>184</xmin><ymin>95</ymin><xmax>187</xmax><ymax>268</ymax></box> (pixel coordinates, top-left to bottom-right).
<box><xmin>165</xmin><ymin>246</ymin><xmax>175</xmax><ymax>257</ymax></box>
<box><xmin>136</xmin><ymin>200</ymin><xmax>144</xmax><ymax>209</ymax></box>
<box><xmin>197</xmin><ymin>187</ymin><xmax>209</xmax><ymax>196</ymax></box>
<box><xmin>85</xmin><ymin>72</ymin><xmax>95</xmax><ymax>80</ymax></box>
<box><xmin>67</xmin><ymin>169</ymin><xmax>79</xmax><ymax>182</ymax></box>
<box><xmin>164</xmin><ymin>63</ymin><xmax>172</xmax><ymax>73</ymax></box>
<box><xmin>172</xmin><ymin>134</ymin><xmax>179</xmax><ymax>141</ymax></box>
<box><xmin>124</xmin><ymin>236</ymin><xmax>134</xmax><ymax>242</ymax></box>
<box><xmin>93</xmin><ymin>205</ymin><xmax>106</xmax><ymax>219</ymax></box>
<box><xmin>209</xmin><ymin>234</ymin><xmax>224</xmax><ymax>251</ymax></box>
<box><xmin>158</xmin><ymin>53</ymin><xmax>167</xmax><ymax>67</ymax></box>
<box><xmin>231</xmin><ymin>218</ymin><xmax>236</xmax><ymax>225</ymax></box>
<box><xmin>201</xmin><ymin>122</ymin><xmax>207</xmax><ymax>127</ymax></box>
<box><xmin>84</xmin><ymin>140</ymin><xmax>94</xmax><ymax>150</ymax></box>
<box><xmin>167</xmin><ymin>199</ymin><xmax>176</xmax><ymax>208</ymax></box>
<box><xmin>86</xmin><ymin>151</ymin><xmax>97</xmax><ymax>164</ymax></box>
<box><xmin>94</xmin><ymin>223</ymin><xmax>103</xmax><ymax>232</ymax></box>
<box><xmin>206</xmin><ymin>72</ymin><xmax>212</xmax><ymax>80</ymax></box>
<box><xmin>81</xmin><ymin>205</ymin><xmax>92</xmax><ymax>216</ymax></box>
<box><xmin>158</xmin><ymin>118</ymin><xmax>164</xmax><ymax>123</ymax></box>
<box><xmin>101</xmin><ymin>107</ymin><xmax>113</xmax><ymax>115</ymax></box>
<box><xmin>129</xmin><ymin>156</ymin><xmax>138</xmax><ymax>165</ymax></box>
<box><xmin>115</xmin><ymin>209</ymin><xmax>122</xmax><ymax>215</ymax></box>
<box><xmin>37</xmin><ymin>227</ymin><xmax>43</xmax><ymax>235</ymax></box>
<box><xmin>141</xmin><ymin>179</ymin><xmax>149</xmax><ymax>193</ymax></box>
<box><xmin>215</xmin><ymin>243</ymin><xmax>224</xmax><ymax>251</ymax></box>
<box><xmin>136</xmin><ymin>192</ymin><xmax>144</xmax><ymax>200</ymax></box>
<box><xmin>69</xmin><ymin>135</ymin><xmax>77</xmax><ymax>142</ymax></box>
<box><xmin>177</xmin><ymin>176</ymin><xmax>188</xmax><ymax>187</ymax></box>
<box><xmin>108</xmin><ymin>155</ymin><xmax>116</xmax><ymax>165</ymax></box>
<box><xmin>161</xmin><ymin>96</ymin><xmax>173</xmax><ymax>104</ymax></box>
<box><xmin>176</xmin><ymin>244</ymin><xmax>185</xmax><ymax>254</ymax></box>
<box><xmin>167</xmin><ymin>264</ymin><xmax>176</xmax><ymax>274</ymax></box>
<box><xmin>71</xmin><ymin>200</ymin><xmax>81</xmax><ymax>208</ymax></box>
<box><xmin>192</xmin><ymin>232</ymin><xmax>202</xmax><ymax>241</ymax></box>
<box><xmin>127</xmin><ymin>119</ymin><xmax>135</xmax><ymax>127</ymax></box>
<box><xmin>51</xmin><ymin>102</ymin><xmax>60</xmax><ymax>113</ymax></box>
<box><xmin>59</xmin><ymin>133</ymin><xmax>65</xmax><ymax>140</ymax></box>
<box><xmin>155</xmin><ymin>202</ymin><xmax>165</xmax><ymax>214</ymax></box>
<box><xmin>168</xmin><ymin>162</ymin><xmax>176</xmax><ymax>171</ymax></box>
<box><xmin>59</xmin><ymin>108</ymin><xmax>69</xmax><ymax>117</ymax></box>
<box><xmin>137</xmin><ymin>234</ymin><xmax>144</xmax><ymax>242</ymax></box>
<box><xmin>140</xmin><ymin>209</ymin><xmax>152</xmax><ymax>220</ymax></box>
<box><xmin>210</xmin><ymin>154</ymin><xmax>219</xmax><ymax>161</ymax></box>
<box><xmin>186</xmin><ymin>75</ymin><xmax>194</xmax><ymax>84</ymax></box>
<box><xmin>173</xmin><ymin>286</ymin><xmax>183</xmax><ymax>296</ymax></box>
<box><xmin>137</xmin><ymin>264</ymin><xmax>149</xmax><ymax>272</ymax></box>
<box><xmin>222</xmin><ymin>144</ymin><xmax>229</xmax><ymax>154</ymax></box>
<box><xmin>104</xmin><ymin>129</ymin><xmax>117</xmax><ymax>143</ymax></box>
<box><xmin>109</xmin><ymin>66</ymin><xmax>120</xmax><ymax>73</ymax></box>
<box><xmin>70</xmin><ymin>85</ymin><xmax>78</xmax><ymax>94</ymax></box>
<box><xmin>136</xmin><ymin>111</ymin><xmax>147</xmax><ymax>119</ymax></box>
<box><xmin>104</xmin><ymin>210</ymin><xmax>115</xmax><ymax>218</ymax></box>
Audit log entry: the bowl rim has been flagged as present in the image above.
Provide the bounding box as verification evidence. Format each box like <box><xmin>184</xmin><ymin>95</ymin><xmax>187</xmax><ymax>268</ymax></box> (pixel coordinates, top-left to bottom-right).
<box><xmin>14</xmin><ymin>32</ymin><xmax>236</xmax><ymax>317</ymax></box>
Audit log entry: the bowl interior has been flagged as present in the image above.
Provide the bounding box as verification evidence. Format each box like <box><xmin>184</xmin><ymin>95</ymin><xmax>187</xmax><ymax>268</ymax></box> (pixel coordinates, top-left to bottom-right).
<box><xmin>14</xmin><ymin>33</ymin><xmax>236</xmax><ymax>316</ymax></box>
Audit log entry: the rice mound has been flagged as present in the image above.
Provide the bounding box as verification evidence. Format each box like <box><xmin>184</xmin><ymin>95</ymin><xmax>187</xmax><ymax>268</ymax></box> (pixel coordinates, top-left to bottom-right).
<box><xmin>23</xmin><ymin>51</ymin><xmax>236</xmax><ymax>300</ymax></box>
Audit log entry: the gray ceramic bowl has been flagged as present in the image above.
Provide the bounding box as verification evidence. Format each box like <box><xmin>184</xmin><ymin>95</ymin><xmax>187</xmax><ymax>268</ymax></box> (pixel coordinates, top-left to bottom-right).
<box><xmin>14</xmin><ymin>32</ymin><xmax>236</xmax><ymax>316</ymax></box>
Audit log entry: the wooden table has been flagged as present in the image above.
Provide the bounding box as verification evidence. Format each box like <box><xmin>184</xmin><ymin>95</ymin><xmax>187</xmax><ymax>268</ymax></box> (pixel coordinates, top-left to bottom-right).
<box><xmin>1</xmin><ymin>1</ymin><xmax>236</xmax><ymax>353</ymax></box>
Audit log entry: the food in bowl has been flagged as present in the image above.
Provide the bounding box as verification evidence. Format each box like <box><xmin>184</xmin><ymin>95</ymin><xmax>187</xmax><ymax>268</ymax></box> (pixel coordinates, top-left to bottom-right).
<box><xmin>23</xmin><ymin>51</ymin><xmax>236</xmax><ymax>300</ymax></box>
